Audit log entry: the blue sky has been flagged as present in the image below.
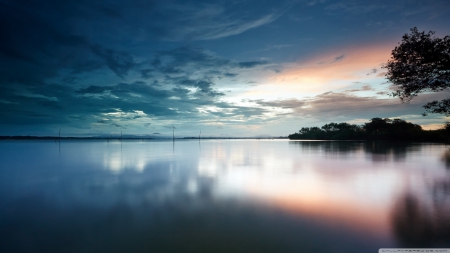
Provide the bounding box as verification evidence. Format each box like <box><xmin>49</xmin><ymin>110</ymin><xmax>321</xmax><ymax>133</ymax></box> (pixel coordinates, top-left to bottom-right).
<box><xmin>1</xmin><ymin>0</ymin><xmax>450</xmax><ymax>137</ymax></box>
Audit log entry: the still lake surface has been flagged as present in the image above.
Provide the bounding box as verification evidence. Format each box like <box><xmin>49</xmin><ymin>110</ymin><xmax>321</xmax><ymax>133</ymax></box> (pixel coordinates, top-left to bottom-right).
<box><xmin>0</xmin><ymin>139</ymin><xmax>449</xmax><ymax>252</ymax></box>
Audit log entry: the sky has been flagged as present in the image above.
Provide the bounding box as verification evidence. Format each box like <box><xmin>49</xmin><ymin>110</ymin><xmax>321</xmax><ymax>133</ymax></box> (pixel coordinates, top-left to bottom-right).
<box><xmin>1</xmin><ymin>0</ymin><xmax>450</xmax><ymax>137</ymax></box>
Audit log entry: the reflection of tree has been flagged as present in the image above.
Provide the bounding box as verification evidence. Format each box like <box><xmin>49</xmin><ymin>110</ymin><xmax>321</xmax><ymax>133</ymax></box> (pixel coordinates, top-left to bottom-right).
<box><xmin>441</xmin><ymin>149</ymin><xmax>450</xmax><ymax>169</ymax></box>
<box><xmin>289</xmin><ymin>141</ymin><xmax>363</xmax><ymax>154</ymax></box>
<box><xmin>363</xmin><ymin>141</ymin><xmax>411</xmax><ymax>162</ymax></box>
<box><xmin>289</xmin><ymin>141</ymin><xmax>416</xmax><ymax>161</ymax></box>
<box><xmin>391</xmin><ymin>189</ymin><xmax>450</xmax><ymax>247</ymax></box>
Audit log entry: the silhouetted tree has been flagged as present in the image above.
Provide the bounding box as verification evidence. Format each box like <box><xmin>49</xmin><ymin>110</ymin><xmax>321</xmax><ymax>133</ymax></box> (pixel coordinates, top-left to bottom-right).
<box><xmin>364</xmin><ymin>118</ymin><xmax>390</xmax><ymax>137</ymax></box>
<box><xmin>289</xmin><ymin>118</ymin><xmax>445</xmax><ymax>141</ymax></box>
<box><xmin>385</xmin><ymin>27</ymin><xmax>450</xmax><ymax>115</ymax></box>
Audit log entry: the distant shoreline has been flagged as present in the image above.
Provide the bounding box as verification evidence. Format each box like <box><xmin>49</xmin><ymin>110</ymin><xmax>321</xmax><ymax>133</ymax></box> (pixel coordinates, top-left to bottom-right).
<box><xmin>0</xmin><ymin>136</ymin><xmax>289</xmax><ymax>140</ymax></box>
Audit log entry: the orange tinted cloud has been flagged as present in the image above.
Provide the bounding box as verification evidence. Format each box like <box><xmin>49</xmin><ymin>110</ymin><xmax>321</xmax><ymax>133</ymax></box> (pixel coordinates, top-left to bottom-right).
<box><xmin>245</xmin><ymin>42</ymin><xmax>396</xmax><ymax>98</ymax></box>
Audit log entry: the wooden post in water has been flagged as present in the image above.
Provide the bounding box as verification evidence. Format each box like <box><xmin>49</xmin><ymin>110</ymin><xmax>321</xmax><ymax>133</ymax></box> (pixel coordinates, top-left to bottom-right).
<box><xmin>121</xmin><ymin>131</ymin><xmax>122</xmax><ymax>141</ymax></box>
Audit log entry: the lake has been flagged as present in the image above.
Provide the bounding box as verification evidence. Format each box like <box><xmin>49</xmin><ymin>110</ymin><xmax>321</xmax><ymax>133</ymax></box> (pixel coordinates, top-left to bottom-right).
<box><xmin>0</xmin><ymin>140</ymin><xmax>449</xmax><ymax>252</ymax></box>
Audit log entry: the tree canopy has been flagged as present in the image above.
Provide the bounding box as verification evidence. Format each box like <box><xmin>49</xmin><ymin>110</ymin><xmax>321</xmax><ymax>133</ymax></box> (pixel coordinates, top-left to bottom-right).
<box><xmin>384</xmin><ymin>27</ymin><xmax>450</xmax><ymax>115</ymax></box>
<box><xmin>288</xmin><ymin>118</ymin><xmax>447</xmax><ymax>141</ymax></box>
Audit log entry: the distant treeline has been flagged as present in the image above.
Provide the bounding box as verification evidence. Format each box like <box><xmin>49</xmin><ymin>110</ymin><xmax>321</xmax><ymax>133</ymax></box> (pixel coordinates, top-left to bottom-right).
<box><xmin>288</xmin><ymin>118</ymin><xmax>449</xmax><ymax>142</ymax></box>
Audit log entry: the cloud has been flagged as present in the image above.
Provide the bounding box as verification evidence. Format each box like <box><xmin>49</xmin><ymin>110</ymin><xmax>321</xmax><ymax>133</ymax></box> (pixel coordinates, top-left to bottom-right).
<box><xmin>331</xmin><ymin>54</ymin><xmax>345</xmax><ymax>63</ymax></box>
<box><xmin>140</xmin><ymin>69</ymin><xmax>153</xmax><ymax>79</ymax></box>
<box><xmin>0</xmin><ymin>0</ymin><xmax>285</xmax><ymax>134</ymax></box>
<box><xmin>253</xmin><ymin>99</ymin><xmax>305</xmax><ymax>109</ymax></box>
<box><xmin>90</xmin><ymin>45</ymin><xmax>138</xmax><ymax>77</ymax></box>
<box><xmin>159</xmin><ymin>2</ymin><xmax>292</xmax><ymax>41</ymax></box>
<box><xmin>361</xmin><ymin>85</ymin><xmax>373</xmax><ymax>91</ymax></box>
<box><xmin>1</xmin><ymin>0</ymin><xmax>447</xmax><ymax>136</ymax></box>
<box><xmin>238</xmin><ymin>60</ymin><xmax>268</xmax><ymax>68</ymax></box>
<box><xmin>152</xmin><ymin>47</ymin><xmax>230</xmax><ymax>72</ymax></box>
<box><xmin>325</xmin><ymin>0</ymin><xmax>449</xmax><ymax>22</ymax></box>
<box><xmin>366</xmin><ymin>68</ymin><xmax>377</xmax><ymax>75</ymax></box>
<box><xmin>224</xmin><ymin>73</ymin><xmax>238</xmax><ymax>77</ymax></box>
<box><xmin>325</xmin><ymin>2</ymin><xmax>388</xmax><ymax>15</ymax></box>
<box><xmin>259</xmin><ymin>42</ymin><xmax>394</xmax><ymax>96</ymax></box>
<box><xmin>252</xmin><ymin>91</ymin><xmax>431</xmax><ymax>121</ymax></box>
<box><xmin>111</xmin><ymin>123</ymin><xmax>125</xmax><ymax>128</ymax></box>
<box><xmin>376</xmin><ymin>72</ymin><xmax>387</xmax><ymax>77</ymax></box>
<box><xmin>345</xmin><ymin>85</ymin><xmax>374</xmax><ymax>93</ymax></box>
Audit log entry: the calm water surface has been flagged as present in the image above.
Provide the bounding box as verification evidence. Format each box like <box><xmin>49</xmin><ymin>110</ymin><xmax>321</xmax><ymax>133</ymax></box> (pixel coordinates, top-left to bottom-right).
<box><xmin>0</xmin><ymin>140</ymin><xmax>449</xmax><ymax>252</ymax></box>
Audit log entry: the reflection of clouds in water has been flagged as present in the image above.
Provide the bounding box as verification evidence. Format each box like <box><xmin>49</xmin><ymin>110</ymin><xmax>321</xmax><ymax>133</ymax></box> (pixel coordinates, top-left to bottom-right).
<box><xmin>103</xmin><ymin>152</ymin><xmax>147</xmax><ymax>173</ymax></box>
<box><xmin>214</xmin><ymin>156</ymin><xmax>403</xmax><ymax>236</ymax></box>
<box><xmin>1</xmin><ymin>140</ymin><xmax>450</xmax><ymax>251</ymax></box>
<box><xmin>1</xmin><ymin>191</ymin><xmax>376</xmax><ymax>253</ymax></box>
<box><xmin>198</xmin><ymin>158</ymin><xmax>220</xmax><ymax>177</ymax></box>
<box><xmin>100</xmin><ymin>141</ymin><xmax>178</xmax><ymax>173</ymax></box>
<box><xmin>198</xmin><ymin>141</ymin><xmax>294</xmax><ymax>175</ymax></box>
<box><xmin>206</xmin><ymin>140</ymin><xmax>450</xmax><ymax>243</ymax></box>
<box><xmin>102</xmin><ymin>143</ymin><xmax>148</xmax><ymax>173</ymax></box>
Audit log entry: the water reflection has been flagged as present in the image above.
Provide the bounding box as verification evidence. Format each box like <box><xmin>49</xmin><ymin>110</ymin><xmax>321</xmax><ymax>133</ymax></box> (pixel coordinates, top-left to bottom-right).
<box><xmin>289</xmin><ymin>140</ymin><xmax>425</xmax><ymax>162</ymax></box>
<box><xmin>391</xmin><ymin>190</ymin><xmax>450</xmax><ymax>247</ymax></box>
<box><xmin>0</xmin><ymin>140</ymin><xmax>449</xmax><ymax>252</ymax></box>
<box><xmin>289</xmin><ymin>140</ymin><xmax>363</xmax><ymax>153</ymax></box>
<box><xmin>441</xmin><ymin>148</ymin><xmax>450</xmax><ymax>169</ymax></box>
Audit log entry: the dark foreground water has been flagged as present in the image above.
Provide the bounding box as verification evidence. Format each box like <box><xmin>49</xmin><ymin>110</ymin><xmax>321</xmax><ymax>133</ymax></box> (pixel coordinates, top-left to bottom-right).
<box><xmin>0</xmin><ymin>140</ymin><xmax>449</xmax><ymax>253</ymax></box>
